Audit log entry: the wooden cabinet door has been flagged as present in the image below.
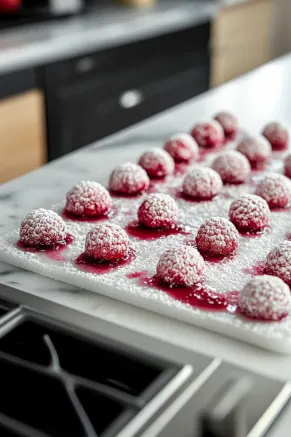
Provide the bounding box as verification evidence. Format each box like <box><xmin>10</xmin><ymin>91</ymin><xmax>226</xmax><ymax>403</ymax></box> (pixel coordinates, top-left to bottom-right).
<box><xmin>0</xmin><ymin>90</ymin><xmax>46</xmax><ymax>183</ymax></box>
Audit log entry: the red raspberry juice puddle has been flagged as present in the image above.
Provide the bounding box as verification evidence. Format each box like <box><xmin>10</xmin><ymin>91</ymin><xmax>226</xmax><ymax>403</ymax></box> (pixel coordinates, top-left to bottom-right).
<box><xmin>62</xmin><ymin>206</ymin><xmax>118</xmax><ymax>222</ymax></box>
<box><xmin>126</xmin><ymin>271</ymin><xmax>238</xmax><ymax>313</ymax></box>
<box><xmin>270</xmin><ymin>205</ymin><xmax>291</xmax><ymax>212</ymax></box>
<box><xmin>109</xmin><ymin>190</ymin><xmax>144</xmax><ymax>199</ymax></box>
<box><xmin>238</xmin><ymin>227</ymin><xmax>271</xmax><ymax>239</ymax></box>
<box><xmin>176</xmin><ymin>190</ymin><xmax>218</xmax><ymax>203</ymax></box>
<box><xmin>243</xmin><ymin>260</ymin><xmax>265</xmax><ymax>276</ymax></box>
<box><xmin>75</xmin><ymin>247</ymin><xmax>136</xmax><ymax>274</ymax></box>
<box><xmin>17</xmin><ymin>234</ymin><xmax>74</xmax><ymax>261</ymax></box>
<box><xmin>125</xmin><ymin>221</ymin><xmax>192</xmax><ymax>240</ymax></box>
<box><xmin>185</xmin><ymin>240</ymin><xmax>235</xmax><ymax>264</ymax></box>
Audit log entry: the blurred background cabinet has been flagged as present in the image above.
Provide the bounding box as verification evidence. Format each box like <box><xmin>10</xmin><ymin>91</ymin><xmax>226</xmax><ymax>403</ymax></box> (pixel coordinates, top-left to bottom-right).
<box><xmin>211</xmin><ymin>0</ymin><xmax>274</xmax><ymax>87</ymax></box>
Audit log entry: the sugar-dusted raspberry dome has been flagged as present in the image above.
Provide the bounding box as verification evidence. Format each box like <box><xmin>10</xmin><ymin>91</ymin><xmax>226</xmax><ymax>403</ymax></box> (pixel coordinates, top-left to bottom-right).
<box><xmin>237</xmin><ymin>136</ymin><xmax>271</xmax><ymax>169</ymax></box>
<box><xmin>284</xmin><ymin>154</ymin><xmax>291</xmax><ymax>179</ymax></box>
<box><xmin>196</xmin><ymin>217</ymin><xmax>239</xmax><ymax>256</ymax></box>
<box><xmin>191</xmin><ymin>120</ymin><xmax>224</xmax><ymax>148</ymax></box>
<box><xmin>85</xmin><ymin>223</ymin><xmax>129</xmax><ymax>261</ymax></box>
<box><xmin>214</xmin><ymin>111</ymin><xmax>238</xmax><ymax>138</ymax></box>
<box><xmin>20</xmin><ymin>208</ymin><xmax>67</xmax><ymax>247</ymax></box>
<box><xmin>156</xmin><ymin>245</ymin><xmax>205</xmax><ymax>287</ymax></box>
<box><xmin>212</xmin><ymin>151</ymin><xmax>250</xmax><ymax>184</ymax></box>
<box><xmin>255</xmin><ymin>173</ymin><xmax>291</xmax><ymax>208</ymax></box>
<box><xmin>229</xmin><ymin>194</ymin><xmax>270</xmax><ymax>232</ymax></box>
<box><xmin>109</xmin><ymin>163</ymin><xmax>150</xmax><ymax>195</ymax></box>
<box><xmin>182</xmin><ymin>166</ymin><xmax>223</xmax><ymax>200</ymax></box>
<box><xmin>238</xmin><ymin>275</ymin><xmax>291</xmax><ymax>321</ymax></box>
<box><xmin>265</xmin><ymin>241</ymin><xmax>291</xmax><ymax>285</ymax></box>
<box><xmin>164</xmin><ymin>133</ymin><xmax>199</xmax><ymax>162</ymax></box>
<box><xmin>138</xmin><ymin>193</ymin><xmax>179</xmax><ymax>229</ymax></box>
<box><xmin>65</xmin><ymin>181</ymin><xmax>112</xmax><ymax>217</ymax></box>
<box><xmin>262</xmin><ymin>122</ymin><xmax>289</xmax><ymax>150</ymax></box>
<box><xmin>138</xmin><ymin>148</ymin><xmax>174</xmax><ymax>178</ymax></box>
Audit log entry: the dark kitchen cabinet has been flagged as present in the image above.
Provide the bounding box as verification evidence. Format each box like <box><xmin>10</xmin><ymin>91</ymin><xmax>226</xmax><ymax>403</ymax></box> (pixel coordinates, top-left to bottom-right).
<box><xmin>43</xmin><ymin>22</ymin><xmax>210</xmax><ymax>160</ymax></box>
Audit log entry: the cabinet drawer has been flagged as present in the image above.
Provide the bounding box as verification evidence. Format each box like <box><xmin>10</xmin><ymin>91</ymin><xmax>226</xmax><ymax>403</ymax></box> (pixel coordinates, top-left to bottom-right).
<box><xmin>212</xmin><ymin>0</ymin><xmax>273</xmax><ymax>49</ymax></box>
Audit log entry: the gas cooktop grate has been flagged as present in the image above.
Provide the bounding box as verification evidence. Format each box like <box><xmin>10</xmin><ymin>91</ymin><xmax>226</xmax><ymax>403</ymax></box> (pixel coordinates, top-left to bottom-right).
<box><xmin>0</xmin><ymin>316</ymin><xmax>179</xmax><ymax>437</ymax></box>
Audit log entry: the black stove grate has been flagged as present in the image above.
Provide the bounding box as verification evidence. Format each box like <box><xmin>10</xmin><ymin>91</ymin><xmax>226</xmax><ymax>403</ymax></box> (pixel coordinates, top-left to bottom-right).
<box><xmin>0</xmin><ymin>317</ymin><xmax>179</xmax><ymax>437</ymax></box>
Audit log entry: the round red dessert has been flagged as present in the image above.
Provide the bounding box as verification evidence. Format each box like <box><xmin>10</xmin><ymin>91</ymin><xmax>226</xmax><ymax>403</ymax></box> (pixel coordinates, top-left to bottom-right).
<box><xmin>138</xmin><ymin>148</ymin><xmax>174</xmax><ymax>178</ymax></box>
<box><xmin>238</xmin><ymin>275</ymin><xmax>291</xmax><ymax>321</ymax></box>
<box><xmin>196</xmin><ymin>217</ymin><xmax>239</xmax><ymax>256</ymax></box>
<box><xmin>156</xmin><ymin>245</ymin><xmax>205</xmax><ymax>287</ymax></box>
<box><xmin>65</xmin><ymin>181</ymin><xmax>112</xmax><ymax>217</ymax></box>
<box><xmin>109</xmin><ymin>163</ymin><xmax>150</xmax><ymax>195</ymax></box>
<box><xmin>229</xmin><ymin>194</ymin><xmax>270</xmax><ymax>232</ymax></box>
<box><xmin>284</xmin><ymin>154</ymin><xmax>291</xmax><ymax>179</ymax></box>
<box><xmin>262</xmin><ymin>122</ymin><xmax>289</xmax><ymax>150</ymax></box>
<box><xmin>255</xmin><ymin>173</ymin><xmax>291</xmax><ymax>208</ymax></box>
<box><xmin>138</xmin><ymin>193</ymin><xmax>179</xmax><ymax>229</ymax></box>
<box><xmin>214</xmin><ymin>111</ymin><xmax>238</xmax><ymax>139</ymax></box>
<box><xmin>20</xmin><ymin>208</ymin><xmax>68</xmax><ymax>247</ymax></box>
<box><xmin>191</xmin><ymin>120</ymin><xmax>224</xmax><ymax>148</ymax></box>
<box><xmin>164</xmin><ymin>133</ymin><xmax>199</xmax><ymax>162</ymax></box>
<box><xmin>237</xmin><ymin>136</ymin><xmax>271</xmax><ymax>169</ymax></box>
<box><xmin>182</xmin><ymin>166</ymin><xmax>223</xmax><ymax>200</ymax></box>
<box><xmin>266</xmin><ymin>241</ymin><xmax>291</xmax><ymax>285</ymax></box>
<box><xmin>212</xmin><ymin>151</ymin><xmax>250</xmax><ymax>184</ymax></box>
<box><xmin>85</xmin><ymin>223</ymin><xmax>129</xmax><ymax>261</ymax></box>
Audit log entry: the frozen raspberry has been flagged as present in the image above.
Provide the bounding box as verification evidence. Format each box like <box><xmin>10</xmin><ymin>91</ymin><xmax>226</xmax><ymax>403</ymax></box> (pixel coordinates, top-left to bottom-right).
<box><xmin>164</xmin><ymin>133</ymin><xmax>199</xmax><ymax>162</ymax></box>
<box><xmin>262</xmin><ymin>122</ymin><xmax>288</xmax><ymax>150</ymax></box>
<box><xmin>191</xmin><ymin>120</ymin><xmax>224</xmax><ymax>148</ymax></box>
<box><xmin>109</xmin><ymin>163</ymin><xmax>149</xmax><ymax>195</ymax></box>
<box><xmin>229</xmin><ymin>194</ymin><xmax>270</xmax><ymax>232</ymax></box>
<box><xmin>20</xmin><ymin>209</ymin><xmax>67</xmax><ymax>247</ymax></box>
<box><xmin>65</xmin><ymin>181</ymin><xmax>112</xmax><ymax>217</ymax></box>
<box><xmin>255</xmin><ymin>173</ymin><xmax>291</xmax><ymax>208</ymax></box>
<box><xmin>182</xmin><ymin>167</ymin><xmax>222</xmax><ymax>200</ymax></box>
<box><xmin>138</xmin><ymin>148</ymin><xmax>174</xmax><ymax>178</ymax></box>
<box><xmin>138</xmin><ymin>193</ymin><xmax>179</xmax><ymax>229</ymax></box>
<box><xmin>212</xmin><ymin>151</ymin><xmax>250</xmax><ymax>184</ymax></box>
<box><xmin>214</xmin><ymin>111</ymin><xmax>238</xmax><ymax>139</ymax></box>
<box><xmin>265</xmin><ymin>241</ymin><xmax>291</xmax><ymax>285</ymax></box>
<box><xmin>237</xmin><ymin>136</ymin><xmax>271</xmax><ymax>169</ymax></box>
<box><xmin>238</xmin><ymin>275</ymin><xmax>291</xmax><ymax>321</ymax></box>
<box><xmin>196</xmin><ymin>217</ymin><xmax>239</xmax><ymax>256</ymax></box>
<box><xmin>284</xmin><ymin>154</ymin><xmax>291</xmax><ymax>179</ymax></box>
<box><xmin>85</xmin><ymin>224</ymin><xmax>129</xmax><ymax>261</ymax></box>
<box><xmin>156</xmin><ymin>245</ymin><xmax>205</xmax><ymax>287</ymax></box>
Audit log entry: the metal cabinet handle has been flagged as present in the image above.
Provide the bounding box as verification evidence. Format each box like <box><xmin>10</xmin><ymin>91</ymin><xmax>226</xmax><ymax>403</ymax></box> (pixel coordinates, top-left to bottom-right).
<box><xmin>119</xmin><ymin>90</ymin><xmax>143</xmax><ymax>109</ymax></box>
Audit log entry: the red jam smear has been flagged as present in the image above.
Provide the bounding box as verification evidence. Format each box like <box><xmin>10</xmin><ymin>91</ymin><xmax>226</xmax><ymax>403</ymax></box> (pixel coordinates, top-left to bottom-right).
<box><xmin>62</xmin><ymin>206</ymin><xmax>117</xmax><ymax>222</ymax></box>
<box><xmin>127</xmin><ymin>271</ymin><xmax>238</xmax><ymax>313</ymax></box>
<box><xmin>243</xmin><ymin>260</ymin><xmax>265</xmax><ymax>276</ymax></box>
<box><xmin>75</xmin><ymin>247</ymin><xmax>136</xmax><ymax>274</ymax></box>
<box><xmin>125</xmin><ymin>221</ymin><xmax>192</xmax><ymax>240</ymax></box>
<box><xmin>17</xmin><ymin>234</ymin><xmax>74</xmax><ymax>261</ymax></box>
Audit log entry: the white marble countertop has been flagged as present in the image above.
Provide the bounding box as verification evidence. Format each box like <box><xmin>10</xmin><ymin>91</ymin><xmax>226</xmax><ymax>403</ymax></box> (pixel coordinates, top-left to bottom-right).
<box><xmin>2</xmin><ymin>53</ymin><xmax>291</xmax><ymax>381</ymax></box>
<box><xmin>0</xmin><ymin>0</ymin><xmax>219</xmax><ymax>75</ymax></box>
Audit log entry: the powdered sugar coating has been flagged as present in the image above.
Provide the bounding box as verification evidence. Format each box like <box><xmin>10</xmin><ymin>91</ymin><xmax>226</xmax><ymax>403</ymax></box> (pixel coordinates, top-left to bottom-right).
<box><xmin>164</xmin><ymin>133</ymin><xmax>199</xmax><ymax>162</ymax></box>
<box><xmin>66</xmin><ymin>181</ymin><xmax>112</xmax><ymax>217</ymax></box>
<box><xmin>229</xmin><ymin>194</ymin><xmax>270</xmax><ymax>232</ymax></box>
<box><xmin>138</xmin><ymin>148</ymin><xmax>174</xmax><ymax>178</ymax></box>
<box><xmin>156</xmin><ymin>245</ymin><xmax>205</xmax><ymax>287</ymax></box>
<box><xmin>109</xmin><ymin>163</ymin><xmax>150</xmax><ymax>194</ymax></box>
<box><xmin>265</xmin><ymin>241</ymin><xmax>291</xmax><ymax>285</ymax></box>
<box><xmin>212</xmin><ymin>151</ymin><xmax>251</xmax><ymax>184</ymax></box>
<box><xmin>191</xmin><ymin>120</ymin><xmax>224</xmax><ymax>148</ymax></box>
<box><xmin>255</xmin><ymin>173</ymin><xmax>291</xmax><ymax>208</ymax></box>
<box><xmin>138</xmin><ymin>193</ymin><xmax>179</xmax><ymax>229</ymax></box>
<box><xmin>196</xmin><ymin>217</ymin><xmax>239</xmax><ymax>256</ymax></box>
<box><xmin>85</xmin><ymin>224</ymin><xmax>129</xmax><ymax>261</ymax></box>
<box><xmin>284</xmin><ymin>154</ymin><xmax>291</xmax><ymax>179</ymax></box>
<box><xmin>262</xmin><ymin>122</ymin><xmax>289</xmax><ymax>150</ymax></box>
<box><xmin>239</xmin><ymin>275</ymin><xmax>291</xmax><ymax>321</ymax></box>
<box><xmin>182</xmin><ymin>166</ymin><xmax>223</xmax><ymax>199</ymax></box>
<box><xmin>214</xmin><ymin>111</ymin><xmax>238</xmax><ymax>137</ymax></box>
<box><xmin>20</xmin><ymin>208</ymin><xmax>67</xmax><ymax>247</ymax></box>
<box><xmin>237</xmin><ymin>136</ymin><xmax>271</xmax><ymax>169</ymax></box>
